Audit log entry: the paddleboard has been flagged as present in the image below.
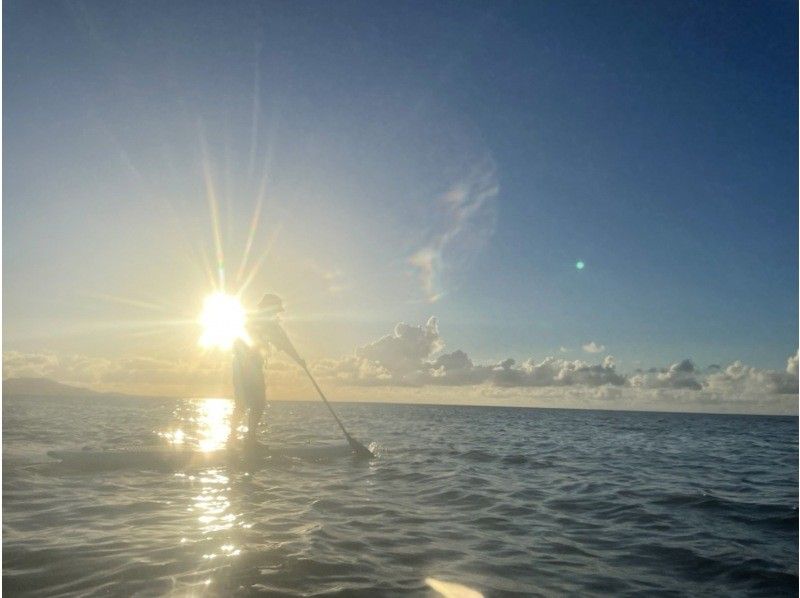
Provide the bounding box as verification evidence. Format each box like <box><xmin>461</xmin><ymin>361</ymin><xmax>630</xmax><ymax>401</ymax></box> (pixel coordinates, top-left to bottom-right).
<box><xmin>47</xmin><ymin>443</ymin><xmax>357</xmax><ymax>469</ymax></box>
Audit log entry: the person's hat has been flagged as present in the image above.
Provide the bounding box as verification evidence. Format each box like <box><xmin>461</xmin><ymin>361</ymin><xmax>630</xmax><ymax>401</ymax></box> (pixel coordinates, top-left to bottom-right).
<box><xmin>258</xmin><ymin>293</ymin><xmax>284</xmax><ymax>311</ymax></box>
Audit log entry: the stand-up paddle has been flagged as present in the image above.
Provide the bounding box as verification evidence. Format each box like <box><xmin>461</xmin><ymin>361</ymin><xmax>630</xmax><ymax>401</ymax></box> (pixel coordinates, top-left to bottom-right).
<box><xmin>255</xmin><ymin>302</ymin><xmax>373</xmax><ymax>458</ymax></box>
<box><xmin>300</xmin><ymin>363</ymin><xmax>373</xmax><ymax>458</ymax></box>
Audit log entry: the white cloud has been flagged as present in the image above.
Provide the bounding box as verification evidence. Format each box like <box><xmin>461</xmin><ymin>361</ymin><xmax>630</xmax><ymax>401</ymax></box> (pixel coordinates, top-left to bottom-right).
<box><xmin>4</xmin><ymin>327</ymin><xmax>797</xmax><ymax>415</ymax></box>
<box><xmin>629</xmin><ymin>354</ymin><xmax>799</xmax><ymax>397</ymax></box>
<box><xmin>629</xmin><ymin>359</ymin><xmax>703</xmax><ymax>390</ymax></box>
<box><xmin>313</xmin><ymin>320</ymin><xmax>797</xmax><ymax>415</ymax></box>
<box><xmin>314</xmin><ymin>317</ymin><xmax>455</xmax><ymax>387</ymax></box>
<box><xmin>490</xmin><ymin>356</ymin><xmax>625</xmax><ymax>388</ymax></box>
<box><xmin>409</xmin><ymin>159</ymin><xmax>499</xmax><ymax>302</ymax></box>
<box><xmin>314</xmin><ymin>320</ymin><xmax>625</xmax><ymax>389</ymax></box>
<box><xmin>704</xmin><ymin>356</ymin><xmax>798</xmax><ymax>396</ymax></box>
<box><xmin>787</xmin><ymin>351</ymin><xmax>798</xmax><ymax>377</ymax></box>
<box><xmin>582</xmin><ymin>341</ymin><xmax>606</xmax><ymax>354</ymax></box>
<box><xmin>356</xmin><ymin>316</ymin><xmax>443</xmax><ymax>376</ymax></box>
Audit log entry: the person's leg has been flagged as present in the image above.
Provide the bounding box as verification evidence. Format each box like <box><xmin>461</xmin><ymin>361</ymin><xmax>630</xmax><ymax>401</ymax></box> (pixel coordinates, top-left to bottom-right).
<box><xmin>247</xmin><ymin>402</ymin><xmax>264</xmax><ymax>447</ymax></box>
<box><xmin>229</xmin><ymin>402</ymin><xmax>245</xmax><ymax>444</ymax></box>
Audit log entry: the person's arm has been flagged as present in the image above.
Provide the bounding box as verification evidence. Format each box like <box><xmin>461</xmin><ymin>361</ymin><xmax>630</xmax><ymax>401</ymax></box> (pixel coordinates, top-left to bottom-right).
<box><xmin>264</xmin><ymin>321</ymin><xmax>305</xmax><ymax>367</ymax></box>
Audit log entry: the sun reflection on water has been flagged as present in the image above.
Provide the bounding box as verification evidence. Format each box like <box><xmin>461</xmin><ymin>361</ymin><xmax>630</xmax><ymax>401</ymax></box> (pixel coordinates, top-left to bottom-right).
<box><xmin>160</xmin><ymin>429</ymin><xmax>185</xmax><ymax>445</ymax></box>
<box><xmin>171</xmin><ymin>398</ymin><xmax>257</xmax><ymax>589</ymax></box>
<box><xmin>188</xmin><ymin>466</ymin><xmax>247</xmax><ymax>566</ymax></box>
<box><xmin>158</xmin><ymin>398</ymin><xmax>233</xmax><ymax>452</ymax></box>
<box><xmin>195</xmin><ymin>399</ymin><xmax>233</xmax><ymax>452</ymax></box>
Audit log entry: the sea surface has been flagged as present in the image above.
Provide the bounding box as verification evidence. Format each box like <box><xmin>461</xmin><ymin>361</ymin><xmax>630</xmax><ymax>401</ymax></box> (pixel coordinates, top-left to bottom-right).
<box><xmin>3</xmin><ymin>395</ymin><xmax>798</xmax><ymax>597</ymax></box>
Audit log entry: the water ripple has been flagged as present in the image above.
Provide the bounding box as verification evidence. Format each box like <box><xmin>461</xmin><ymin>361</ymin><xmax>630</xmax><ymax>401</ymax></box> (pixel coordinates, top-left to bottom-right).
<box><xmin>3</xmin><ymin>397</ymin><xmax>797</xmax><ymax>596</ymax></box>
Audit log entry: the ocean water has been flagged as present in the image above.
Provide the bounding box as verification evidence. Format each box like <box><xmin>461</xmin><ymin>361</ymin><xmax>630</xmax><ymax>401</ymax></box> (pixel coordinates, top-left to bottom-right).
<box><xmin>3</xmin><ymin>395</ymin><xmax>798</xmax><ymax>597</ymax></box>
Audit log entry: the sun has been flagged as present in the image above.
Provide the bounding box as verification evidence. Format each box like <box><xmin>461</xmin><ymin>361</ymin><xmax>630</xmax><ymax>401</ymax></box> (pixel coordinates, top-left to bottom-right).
<box><xmin>198</xmin><ymin>292</ymin><xmax>249</xmax><ymax>350</ymax></box>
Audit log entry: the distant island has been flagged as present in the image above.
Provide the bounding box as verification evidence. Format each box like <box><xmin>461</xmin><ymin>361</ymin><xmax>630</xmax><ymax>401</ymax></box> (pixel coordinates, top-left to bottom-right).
<box><xmin>2</xmin><ymin>377</ymin><xmax>162</xmax><ymax>400</ymax></box>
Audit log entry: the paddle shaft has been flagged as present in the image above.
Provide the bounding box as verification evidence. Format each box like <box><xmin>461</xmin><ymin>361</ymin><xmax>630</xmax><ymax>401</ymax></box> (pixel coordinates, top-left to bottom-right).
<box><xmin>300</xmin><ymin>364</ymin><xmax>374</xmax><ymax>459</ymax></box>
<box><xmin>262</xmin><ymin>320</ymin><xmax>371</xmax><ymax>455</ymax></box>
<box><xmin>301</xmin><ymin>364</ymin><xmax>350</xmax><ymax>438</ymax></box>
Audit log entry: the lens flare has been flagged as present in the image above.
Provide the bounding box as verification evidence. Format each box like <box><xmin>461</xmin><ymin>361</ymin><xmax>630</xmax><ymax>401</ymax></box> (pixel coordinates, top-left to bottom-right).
<box><xmin>198</xmin><ymin>292</ymin><xmax>249</xmax><ymax>349</ymax></box>
<box><xmin>575</xmin><ymin>260</ymin><xmax>585</xmax><ymax>270</ymax></box>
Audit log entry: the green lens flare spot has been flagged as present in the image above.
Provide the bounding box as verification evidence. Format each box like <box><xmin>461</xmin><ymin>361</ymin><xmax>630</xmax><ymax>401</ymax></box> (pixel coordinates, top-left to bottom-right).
<box><xmin>575</xmin><ymin>260</ymin><xmax>585</xmax><ymax>270</ymax></box>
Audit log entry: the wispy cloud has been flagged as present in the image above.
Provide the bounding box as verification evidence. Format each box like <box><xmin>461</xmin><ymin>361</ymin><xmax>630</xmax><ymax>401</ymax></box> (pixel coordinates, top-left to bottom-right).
<box><xmin>410</xmin><ymin>159</ymin><xmax>499</xmax><ymax>302</ymax></box>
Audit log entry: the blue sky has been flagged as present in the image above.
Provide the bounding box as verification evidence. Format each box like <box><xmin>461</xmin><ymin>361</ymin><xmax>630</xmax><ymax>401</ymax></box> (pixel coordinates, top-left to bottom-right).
<box><xmin>3</xmin><ymin>1</ymin><xmax>797</xmax><ymax>404</ymax></box>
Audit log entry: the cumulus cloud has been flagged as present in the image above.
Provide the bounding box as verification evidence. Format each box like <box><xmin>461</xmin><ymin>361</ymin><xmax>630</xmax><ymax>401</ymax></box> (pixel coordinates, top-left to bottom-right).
<box><xmin>787</xmin><ymin>352</ymin><xmax>798</xmax><ymax>377</ymax></box>
<box><xmin>629</xmin><ymin>359</ymin><xmax>703</xmax><ymax>391</ymax></box>
<box><xmin>409</xmin><ymin>159</ymin><xmax>499</xmax><ymax>302</ymax></box>
<box><xmin>315</xmin><ymin>320</ymin><xmax>797</xmax><ymax>412</ymax></box>
<box><xmin>627</xmin><ymin>354</ymin><xmax>799</xmax><ymax>397</ymax></box>
<box><xmin>357</xmin><ymin>317</ymin><xmax>443</xmax><ymax>375</ymax></box>
<box><xmin>5</xmin><ymin>324</ymin><xmax>796</xmax><ymax>415</ymax></box>
<box><xmin>314</xmin><ymin>319</ymin><xmax>626</xmax><ymax>390</ymax></box>
<box><xmin>490</xmin><ymin>356</ymin><xmax>625</xmax><ymax>388</ymax></box>
<box><xmin>582</xmin><ymin>341</ymin><xmax>606</xmax><ymax>354</ymax></box>
<box><xmin>315</xmin><ymin>317</ymin><xmax>449</xmax><ymax>386</ymax></box>
<box><xmin>704</xmin><ymin>355</ymin><xmax>798</xmax><ymax>396</ymax></box>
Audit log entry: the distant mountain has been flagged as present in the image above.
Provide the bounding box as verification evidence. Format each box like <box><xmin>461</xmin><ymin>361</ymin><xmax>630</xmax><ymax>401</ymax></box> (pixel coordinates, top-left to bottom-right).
<box><xmin>3</xmin><ymin>377</ymin><xmax>100</xmax><ymax>397</ymax></box>
<box><xmin>2</xmin><ymin>377</ymin><xmax>171</xmax><ymax>400</ymax></box>
<box><xmin>3</xmin><ymin>377</ymin><xmax>103</xmax><ymax>397</ymax></box>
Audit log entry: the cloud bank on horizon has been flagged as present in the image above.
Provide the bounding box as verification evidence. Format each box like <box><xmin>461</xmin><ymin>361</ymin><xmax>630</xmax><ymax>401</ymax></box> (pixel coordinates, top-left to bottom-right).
<box><xmin>314</xmin><ymin>317</ymin><xmax>797</xmax><ymax>394</ymax></box>
<box><xmin>4</xmin><ymin>318</ymin><xmax>797</xmax><ymax>415</ymax></box>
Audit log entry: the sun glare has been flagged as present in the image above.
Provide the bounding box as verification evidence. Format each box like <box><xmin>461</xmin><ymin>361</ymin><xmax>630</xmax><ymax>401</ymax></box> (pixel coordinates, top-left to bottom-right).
<box><xmin>199</xmin><ymin>292</ymin><xmax>249</xmax><ymax>350</ymax></box>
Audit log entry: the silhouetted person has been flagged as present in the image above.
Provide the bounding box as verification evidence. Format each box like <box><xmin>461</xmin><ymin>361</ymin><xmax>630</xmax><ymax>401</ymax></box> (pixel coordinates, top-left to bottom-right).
<box><xmin>230</xmin><ymin>294</ymin><xmax>304</xmax><ymax>448</ymax></box>
<box><xmin>251</xmin><ymin>293</ymin><xmax>305</xmax><ymax>367</ymax></box>
<box><xmin>231</xmin><ymin>338</ymin><xmax>265</xmax><ymax>447</ymax></box>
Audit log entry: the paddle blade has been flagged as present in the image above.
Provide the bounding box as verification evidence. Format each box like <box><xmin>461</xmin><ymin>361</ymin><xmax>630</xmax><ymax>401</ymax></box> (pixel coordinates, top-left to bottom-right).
<box><xmin>346</xmin><ymin>433</ymin><xmax>373</xmax><ymax>458</ymax></box>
